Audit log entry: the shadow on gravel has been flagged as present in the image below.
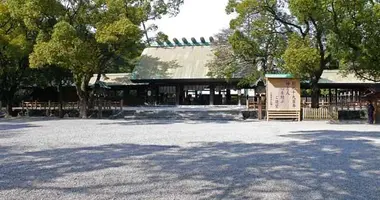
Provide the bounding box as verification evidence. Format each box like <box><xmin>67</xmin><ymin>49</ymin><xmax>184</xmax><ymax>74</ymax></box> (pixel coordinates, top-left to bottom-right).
<box><xmin>0</xmin><ymin>123</ymin><xmax>41</xmax><ymax>131</ymax></box>
<box><xmin>0</xmin><ymin>144</ymin><xmax>179</xmax><ymax>191</ymax></box>
<box><xmin>97</xmin><ymin>119</ymin><xmax>249</xmax><ymax>126</ymax></box>
<box><xmin>0</xmin><ymin>130</ymin><xmax>379</xmax><ymax>199</ymax></box>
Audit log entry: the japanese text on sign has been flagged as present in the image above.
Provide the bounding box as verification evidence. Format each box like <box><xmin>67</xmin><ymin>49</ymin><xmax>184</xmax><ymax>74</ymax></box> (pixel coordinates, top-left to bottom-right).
<box><xmin>266</xmin><ymin>78</ymin><xmax>300</xmax><ymax>111</ymax></box>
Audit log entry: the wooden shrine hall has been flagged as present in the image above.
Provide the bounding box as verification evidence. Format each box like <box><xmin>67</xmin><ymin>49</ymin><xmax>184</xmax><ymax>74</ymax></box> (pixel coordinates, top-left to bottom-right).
<box><xmin>129</xmin><ymin>37</ymin><xmax>258</xmax><ymax>106</ymax></box>
<box><xmin>314</xmin><ymin>70</ymin><xmax>380</xmax><ymax>108</ymax></box>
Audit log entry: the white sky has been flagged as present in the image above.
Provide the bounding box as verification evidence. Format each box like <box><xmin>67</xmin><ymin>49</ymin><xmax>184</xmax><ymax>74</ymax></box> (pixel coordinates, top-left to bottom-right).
<box><xmin>146</xmin><ymin>0</ymin><xmax>235</xmax><ymax>41</ymax></box>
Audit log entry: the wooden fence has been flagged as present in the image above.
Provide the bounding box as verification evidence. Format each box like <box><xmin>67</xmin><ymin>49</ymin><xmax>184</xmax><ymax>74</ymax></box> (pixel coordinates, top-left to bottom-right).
<box><xmin>302</xmin><ymin>107</ymin><xmax>338</xmax><ymax>120</ymax></box>
<box><xmin>21</xmin><ymin>100</ymin><xmax>123</xmax><ymax>111</ymax></box>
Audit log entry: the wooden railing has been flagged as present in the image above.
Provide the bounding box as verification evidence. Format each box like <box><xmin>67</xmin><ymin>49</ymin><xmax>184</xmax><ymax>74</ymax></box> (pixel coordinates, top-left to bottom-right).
<box><xmin>302</xmin><ymin>107</ymin><xmax>337</xmax><ymax>120</ymax></box>
<box><xmin>21</xmin><ymin>100</ymin><xmax>123</xmax><ymax>111</ymax></box>
<box><xmin>302</xmin><ymin>100</ymin><xmax>366</xmax><ymax>111</ymax></box>
<box><xmin>246</xmin><ymin>98</ymin><xmax>266</xmax><ymax>110</ymax></box>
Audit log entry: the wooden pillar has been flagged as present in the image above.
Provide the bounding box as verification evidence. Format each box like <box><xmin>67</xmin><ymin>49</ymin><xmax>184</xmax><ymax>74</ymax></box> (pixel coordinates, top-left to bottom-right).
<box><xmin>237</xmin><ymin>89</ymin><xmax>242</xmax><ymax>106</ymax></box>
<box><xmin>258</xmin><ymin>96</ymin><xmax>262</xmax><ymax>120</ymax></box>
<box><xmin>21</xmin><ymin>101</ymin><xmax>24</xmax><ymax>114</ymax></box>
<box><xmin>335</xmin><ymin>88</ymin><xmax>338</xmax><ymax>107</ymax></box>
<box><xmin>209</xmin><ymin>85</ymin><xmax>215</xmax><ymax>106</ymax></box>
<box><xmin>98</xmin><ymin>98</ymin><xmax>103</xmax><ymax>118</ymax></box>
<box><xmin>44</xmin><ymin>101</ymin><xmax>47</xmax><ymax>116</ymax></box>
<box><xmin>329</xmin><ymin>88</ymin><xmax>332</xmax><ymax>105</ymax></box>
<box><xmin>353</xmin><ymin>91</ymin><xmax>356</xmax><ymax>110</ymax></box>
<box><xmin>26</xmin><ymin>102</ymin><xmax>29</xmax><ymax>116</ymax></box>
<box><xmin>48</xmin><ymin>100</ymin><xmax>51</xmax><ymax>116</ymax></box>
<box><xmin>123</xmin><ymin>89</ymin><xmax>128</xmax><ymax>106</ymax></box>
<box><xmin>155</xmin><ymin>85</ymin><xmax>159</xmax><ymax>105</ymax></box>
<box><xmin>226</xmin><ymin>89</ymin><xmax>231</xmax><ymax>105</ymax></box>
<box><xmin>175</xmin><ymin>85</ymin><xmax>181</xmax><ymax>105</ymax></box>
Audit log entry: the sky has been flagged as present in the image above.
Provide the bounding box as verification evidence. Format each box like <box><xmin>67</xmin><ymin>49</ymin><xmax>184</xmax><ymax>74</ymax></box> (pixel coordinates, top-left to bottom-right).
<box><xmin>146</xmin><ymin>0</ymin><xmax>235</xmax><ymax>41</ymax></box>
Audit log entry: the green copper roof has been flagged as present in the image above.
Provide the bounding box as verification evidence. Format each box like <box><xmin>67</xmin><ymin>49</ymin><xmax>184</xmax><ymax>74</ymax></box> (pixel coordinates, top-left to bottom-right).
<box><xmin>150</xmin><ymin>37</ymin><xmax>213</xmax><ymax>47</ymax></box>
<box><xmin>265</xmin><ymin>74</ymin><xmax>294</xmax><ymax>78</ymax></box>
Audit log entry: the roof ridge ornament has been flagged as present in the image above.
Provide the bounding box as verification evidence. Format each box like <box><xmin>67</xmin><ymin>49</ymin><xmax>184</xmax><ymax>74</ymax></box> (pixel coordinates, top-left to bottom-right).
<box><xmin>150</xmin><ymin>37</ymin><xmax>214</xmax><ymax>47</ymax></box>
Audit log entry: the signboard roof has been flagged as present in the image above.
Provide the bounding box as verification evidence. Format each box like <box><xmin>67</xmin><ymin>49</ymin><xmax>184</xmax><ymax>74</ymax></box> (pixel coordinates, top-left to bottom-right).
<box><xmin>265</xmin><ymin>74</ymin><xmax>294</xmax><ymax>79</ymax></box>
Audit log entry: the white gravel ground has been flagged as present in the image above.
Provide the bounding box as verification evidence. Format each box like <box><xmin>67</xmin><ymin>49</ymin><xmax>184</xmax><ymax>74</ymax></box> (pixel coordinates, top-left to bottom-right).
<box><xmin>0</xmin><ymin>119</ymin><xmax>380</xmax><ymax>200</ymax></box>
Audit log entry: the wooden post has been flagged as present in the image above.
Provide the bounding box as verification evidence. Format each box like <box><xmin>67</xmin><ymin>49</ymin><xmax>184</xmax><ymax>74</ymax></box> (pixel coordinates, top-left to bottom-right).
<box><xmin>99</xmin><ymin>99</ymin><xmax>103</xmax><ymax>118</ymax></box>
<box><xmin>334</xmin><ymin>88</ymin><xmax>338</xmax><ymax>107</ymax></box>
<box><xmin>258</xmin><ymin>96</ymin><xmax>262</xmax><ymax>120</ymax></box>
<box><xmin>26</xmin><ymin>102</ymin><xmax>29</xmax><ymax>116</ymax></box>
<box><xmin>353</xmin><ymin>91</ymin><xmax>356</xmax><ymax>111</ymax></box>
<box><xmin>175</xmin><ymin>85</ymin><xmax>180</xmax><ymax>105</ymax></box>
<box><xmin>328</xmin><ymin>88</ymin><xmax>332</xmax><ymax>106</ymax></box>
<box><xmin>21</xmin><ymin>101</ymin><xmax>24</xmax><ymax>114</ymax></box>
<box><xmin>209</xmin><ymin>85</ymin><xmax>215</xmax><ymax>106</ymax></box>
<box><xmin>48</xmin><ymin>101</ymin><xmax>51</xmax><ymax>116</ymax></box>
<box><xmin>44</xmin><ymin>101</ymin><xmax>47</xmax><ymax>116</ymax></box>
<box><xmin>226</xmin><ymin>89</ymin><xmax>231</xmax><ymax>105</ymax></box>
<box><xmin>120</xmin><ymin>100</ymin><xmax>123</xmax><ymax>111</ymax></box>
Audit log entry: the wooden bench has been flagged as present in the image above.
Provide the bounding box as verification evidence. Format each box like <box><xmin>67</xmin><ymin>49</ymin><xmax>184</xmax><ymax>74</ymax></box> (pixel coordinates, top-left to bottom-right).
<box><xmin>267</xmin><ymin>110</ymin><xmax>301</xmax><ymax>121</ymax></box>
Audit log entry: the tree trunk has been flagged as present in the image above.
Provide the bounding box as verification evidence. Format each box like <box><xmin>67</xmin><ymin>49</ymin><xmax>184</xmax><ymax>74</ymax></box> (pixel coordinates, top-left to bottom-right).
<box><xmin>310</xmin><ymin>79</ymin><xmax>320</xmax><ymax>108</ymax></box>
<box><xmin>78</xmin><ymin>96</ymin><xmax>88</xmax><ymax>119</ymax></box>
<box><xmin>76</xmin><ymin>78</ymin><xmax>90</xmax><ymax>119</ymax></box>
<box><xmin>58</xmin><ymin>83</ymin><xmax>63</xmax><ymax>118</ymax></box>
<box><xmin>6</xmin><ymin>102</ymin><xmax>13</xmax><ymax>117</ymax></box>
<box><xmin>4</xmin><ymin>90</ymin><xmax>16</xmax><ymax>117</ymax></box>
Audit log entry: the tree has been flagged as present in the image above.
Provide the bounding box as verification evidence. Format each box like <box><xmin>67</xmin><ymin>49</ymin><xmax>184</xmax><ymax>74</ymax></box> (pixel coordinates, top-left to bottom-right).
<box><xmin>0</xmin><ymin>2</ymin><xmax>34</xmax><ymax>115</ymax></box>
<box><xmin>207</xmin><ymin>29</ymin><xmax>261</xmax><ymax>86</ymax></box>
<box><xmin>26</xmin><ymin>0</ymin><xmax>148</xmax><ymax>118</ymax></box>
<box><xmin>226</xmin><ymin>0</ymin><xmax>288</xmax><ymax>74</ymax></box>
<box><xmin>327</xmin><ymin>0</ymin><xmax>380</xmax><ymax>82</ymax></box>
<box><xmin>226</xmin><ymin>0</ymin><xmax>335</xmax><ymax>108</ymax></box>
<box><xmin>139</xmin><ymin>0</ymin><xmax>184</xmax><ymax>44</ymax></box>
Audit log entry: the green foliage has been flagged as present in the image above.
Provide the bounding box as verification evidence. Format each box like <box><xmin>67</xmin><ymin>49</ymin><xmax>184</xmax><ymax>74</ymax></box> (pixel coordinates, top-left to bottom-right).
<box><xmin>0</xmin><ymin>0</ymin><xmax>183</xmax><ymax>117</ymax></box>
<box><xmin>225</xmin><ymin>0</ymin><xmax>289</xmax><ymax>79</ymax></box>
<box><xmin>207</xmin><ymin>29</ymin><xmax>262</xmax><ymax>83</ymax></box>
<box><xmin>30</xmin><ymin>21</ymin><xmax>95</xmax><ymax>75</ymax></box>
<box><xmin>283</xmin><ymin>34</ymin><xmax>320</xmax><ymax>79</ymax></box>
<box><xmin>0</xmin><ymin>1</ymin><xmax>34</xmax><ymax>113</ymax></box>
<box><xmin>328</xmin><ymin>0</ymin><xmax>380</xmax><ymax>82</ymax></box>
<box><xmin>225</xmin><ymin>0</ymin><xmax>334</xmax><ymax>107</ymax></box>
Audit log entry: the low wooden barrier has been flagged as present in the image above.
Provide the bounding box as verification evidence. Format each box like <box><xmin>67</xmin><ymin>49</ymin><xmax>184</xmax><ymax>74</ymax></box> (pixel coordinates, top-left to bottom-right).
<box><xmin>303</xmin><ymin>107</ymin><xmax>330</xmax><ymax>120</ymax></box>
<box><xmin>21</xmin><ymin>100</ymin><xmax>123</xmax><ymax>111</ymax></box>
<box><xmin>267</xmin><ymin>110</ymin><xmax>301</xmax><ymax>121</ymax></box>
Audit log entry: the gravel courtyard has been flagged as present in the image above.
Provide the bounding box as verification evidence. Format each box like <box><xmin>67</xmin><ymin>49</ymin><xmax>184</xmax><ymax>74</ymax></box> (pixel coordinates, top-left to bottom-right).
<box><xmin>0</xmin><ymin>119</ymin><xmax>379</xmax><ymax>200</ymax></box>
